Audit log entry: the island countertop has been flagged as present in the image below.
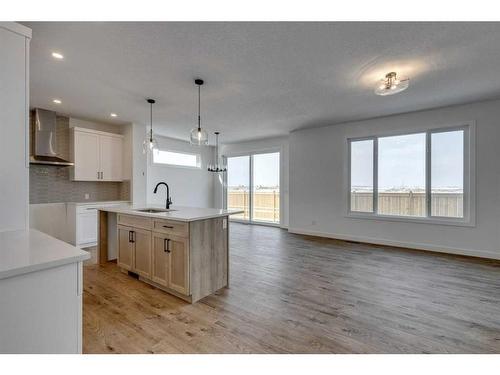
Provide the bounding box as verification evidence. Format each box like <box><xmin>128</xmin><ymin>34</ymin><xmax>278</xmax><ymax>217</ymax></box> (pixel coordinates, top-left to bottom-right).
<box><xmin>0</xmin><ymin>229</ymin><xmax>90</xmax><ymax>280</ymax></box>
<box><xmin>96</xmin><ymin>204</ymin><xmax>244</xmax><ymax>222</ymax></box>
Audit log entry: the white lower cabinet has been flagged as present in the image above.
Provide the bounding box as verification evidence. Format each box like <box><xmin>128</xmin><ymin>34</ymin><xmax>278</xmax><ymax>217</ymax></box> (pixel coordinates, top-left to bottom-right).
<box><xmin>68</xmin><ymin>202</ymin><xmax>126</xmax><ymax>248</ymax></box>
<box><xmin>0</xmin><ymin>262</ymin><xmax>84</xmax><ymax>353</ymax></box>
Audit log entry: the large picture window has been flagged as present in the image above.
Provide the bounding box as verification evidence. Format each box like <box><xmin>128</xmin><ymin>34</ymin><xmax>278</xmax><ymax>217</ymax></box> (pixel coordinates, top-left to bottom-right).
<box><xmin>348</xmin><ymin>125</ymin><xmax>471</xmax><ymax>224</ymax></box>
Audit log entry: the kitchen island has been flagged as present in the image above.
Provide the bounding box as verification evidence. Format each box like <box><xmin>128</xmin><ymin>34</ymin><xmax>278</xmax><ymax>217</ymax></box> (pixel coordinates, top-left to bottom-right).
<box><xmin>97</xmin><ymin>205</ymin><xmax>243</xmax><ymax>303</ymax></box>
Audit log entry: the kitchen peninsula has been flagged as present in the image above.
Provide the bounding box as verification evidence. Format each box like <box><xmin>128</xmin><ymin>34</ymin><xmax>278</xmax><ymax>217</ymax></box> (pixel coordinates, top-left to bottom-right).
<box><xmin>97</xmin><ymin>205</ymin><xmax>243</xmax><ymax>303</ymax></box>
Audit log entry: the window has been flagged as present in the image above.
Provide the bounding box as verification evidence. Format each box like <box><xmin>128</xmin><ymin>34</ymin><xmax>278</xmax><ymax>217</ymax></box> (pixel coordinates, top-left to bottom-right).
<box><xmin>348</xmin><ymin>125</ymin><xmax>470</xmax><ymax>223</ymax></box>
<box><xmin>152</xmin><ymin>149</ymin><xmax>200</xmax><ymax>168</ymax></box>
<box><xmin>226</xmin><ymin>151</ymin><xmax>280</xmax><ymax>225</ymax></box>
<box><xmin>350</xmin><ymin>139</ymin><xmax>374</xmax><ymax>213</ymax></box>
<box><xmin>378</xmin><ymin>133</ymin><xmax>426</xmax><ymax>217</ymax></box>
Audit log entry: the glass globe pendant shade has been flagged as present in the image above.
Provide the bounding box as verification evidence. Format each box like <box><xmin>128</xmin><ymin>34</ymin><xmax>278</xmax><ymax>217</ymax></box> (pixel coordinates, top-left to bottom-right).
<box><xmin>142</xmin><ymin>134</ymin><xmax>158</xmax><ymax>154</ymax></box>
<box><xmin>190</xmin><ymin>127</ymin><xmax>209</xmax><ymax>146</ymax></box>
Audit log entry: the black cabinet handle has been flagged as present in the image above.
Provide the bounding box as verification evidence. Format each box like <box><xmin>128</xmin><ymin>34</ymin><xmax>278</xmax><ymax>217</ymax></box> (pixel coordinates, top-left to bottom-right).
<box><xmin>163</xmin><ymin>238</ymin><xmax>171</xmax><ymax>253</ymax></box>
<box><xmin>128</xmin><ymin>231</ymin><xmax>132</xmax><ymax>242</ymax></box>
<box><xmin>163</xmin><ymin>225</ymin><xmax>174</xmax><ymax>229</ymax></box>
<box><xmin>130</xmin><ymin>231</ymin><xmax>135</xmax><ymax>243</ymax></box>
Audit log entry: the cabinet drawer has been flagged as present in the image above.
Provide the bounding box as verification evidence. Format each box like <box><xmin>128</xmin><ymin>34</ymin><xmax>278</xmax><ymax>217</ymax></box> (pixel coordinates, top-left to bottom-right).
<box><xmin>153</xmin><ymin>219</ymin><xmax>188</xmax><ymax>237</ymax></box>
<box><xmin>118</xmin><ymin>214</ymin><xmax>152</xmax><ymax>230</ymax></box>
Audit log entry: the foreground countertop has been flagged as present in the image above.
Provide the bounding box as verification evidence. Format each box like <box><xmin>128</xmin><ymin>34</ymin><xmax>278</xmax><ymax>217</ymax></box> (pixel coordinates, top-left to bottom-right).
<box><xmin>97</xmin><ymin>204</ymin><xmax>244</xmax><ymax>222</ymax></box>
<box><xmin>0</xmin><ymin>229</ymin><xmax>90</xmax><ymax>280</ymax></box>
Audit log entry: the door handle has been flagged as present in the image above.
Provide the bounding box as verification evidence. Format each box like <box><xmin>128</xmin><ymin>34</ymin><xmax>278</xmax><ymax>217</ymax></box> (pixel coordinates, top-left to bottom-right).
<box><xmin>164</xmin><ymin>238</ymin><xmax>171</xmax><ymax>253</ymax></box>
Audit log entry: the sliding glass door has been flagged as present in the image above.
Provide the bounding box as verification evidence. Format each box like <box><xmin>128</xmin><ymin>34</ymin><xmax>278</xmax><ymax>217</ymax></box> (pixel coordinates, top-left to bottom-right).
<box><xmin>226</xmin><ymin>151</ymin><xmax>280</xmax><ymax>225</ymax></box>
<box><xmin>226</xmin><ymin>155</ymin><xmax>250</xmax><ymax>221</ymax></box>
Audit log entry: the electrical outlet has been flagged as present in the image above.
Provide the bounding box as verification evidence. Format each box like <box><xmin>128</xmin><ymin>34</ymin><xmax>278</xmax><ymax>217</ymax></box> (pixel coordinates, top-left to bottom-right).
<box><xmin>84</xmin><ymin>193</ymin><xmax>90</xmax><ymax>200</ymax></box>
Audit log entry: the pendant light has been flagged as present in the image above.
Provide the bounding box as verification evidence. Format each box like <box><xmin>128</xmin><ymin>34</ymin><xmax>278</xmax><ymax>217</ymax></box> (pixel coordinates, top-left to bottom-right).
<box><xmin>142</xmin><ymin>98</ymin><xmax>158</xmax><ymax>154</ymax></box>
<box><xmin>208</xmin><ymin>132</ymin><xmax>227</xmax><ymax>172</ymax></box>
<box><xmin>374</xmin><ymin>72</ymin><xmax>409</xmax><ymax>96</ymax></box>
<box><xmin>190</xmin><ymin>79</ymin><xmax>209</xmax><ymax>146</ymax></box>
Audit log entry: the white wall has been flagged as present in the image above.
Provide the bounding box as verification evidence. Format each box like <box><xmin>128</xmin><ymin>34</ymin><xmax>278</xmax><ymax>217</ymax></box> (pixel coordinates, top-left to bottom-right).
<box><xmin>289</xmin><ymin>98</ymin><xmax>500</xmax><ymax>259</ymax></box>
<box><xmin>219</xmin><ymin>136</ymin><xmax>290</xmax><ymax>228</ymax></box>
<box><xmin>0</xmin><ymin>23</ymin><xmax>31</xmax><ymax>232</ymax></box>
<box><xmin>146</xmin><ymin>135</ymin><xmax>215</xmax><ymax>208</ymax></box>
<box><xmin>131</xmin><ymin>123</ymin><xmax>147</xmax><ymax>205</ymax></box>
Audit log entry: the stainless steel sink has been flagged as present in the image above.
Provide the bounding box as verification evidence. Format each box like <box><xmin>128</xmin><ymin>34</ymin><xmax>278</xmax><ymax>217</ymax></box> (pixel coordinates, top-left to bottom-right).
<box><xmin>134</xmin><ymin>208</ymin><xmax>176</xmax><ymax>213</ymax></box>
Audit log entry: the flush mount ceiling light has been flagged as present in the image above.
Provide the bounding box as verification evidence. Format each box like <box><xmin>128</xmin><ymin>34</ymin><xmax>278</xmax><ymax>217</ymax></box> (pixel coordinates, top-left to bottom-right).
<box><xmin>374</xmin><ymin>72</ymin><xmax>409</xmax><ymax>96</ymax></box>
<box><xmin>142</xmin><ymin>98</ymin><xmax>158</xmax><ymax>154</ymax></box>
<box><xmin>53</xmin><ymin>99</ymin><xmax>62</xmax><ymax>104</ymax></box>
<box><xmin>190</xmin><ymin>79</ymin><xmax>209</xmax><ymax>146</ymax></box>
<box><xmin>208</xmin><ymin>132</ymin><xmax>227</xmax><ymax>173</ymax></box>
<box><xmin>51</xmin><ymin>52</ymin><xmax>64</xmax><ymax>60</ymax></box>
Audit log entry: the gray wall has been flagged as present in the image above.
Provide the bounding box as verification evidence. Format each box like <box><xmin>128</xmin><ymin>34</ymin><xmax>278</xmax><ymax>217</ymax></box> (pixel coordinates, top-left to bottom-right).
<box><xmin>289</xmin><ymin>98</ymin><xmax>500</xmax><ymax>259</ymax></box>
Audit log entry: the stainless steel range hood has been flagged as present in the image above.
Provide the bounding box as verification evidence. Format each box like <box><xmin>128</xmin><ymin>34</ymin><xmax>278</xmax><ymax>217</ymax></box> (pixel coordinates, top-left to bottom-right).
<box><xmin>30</xmin><ymin>108</ymin><xmax>74</xmax><ymax>166</ymax></box>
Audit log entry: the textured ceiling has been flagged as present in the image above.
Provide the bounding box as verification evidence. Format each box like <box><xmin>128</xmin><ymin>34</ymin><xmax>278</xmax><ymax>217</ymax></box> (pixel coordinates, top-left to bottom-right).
<box><xmin>24</xmin><ymin>22</ymin><xmax>500</xmax><ymax>143</ymax></box>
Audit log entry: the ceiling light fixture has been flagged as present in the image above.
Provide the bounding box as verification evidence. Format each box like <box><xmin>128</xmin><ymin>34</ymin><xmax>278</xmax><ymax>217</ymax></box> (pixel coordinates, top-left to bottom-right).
<box><xmin>142</xmin><ymin>99</ymin><xmax>158</xmax><ymax>154</ymax></box>
<box><xmin>208</xmin><ymin>132</ymin><xmax>227</xmax><ymax>173</ymax></box>
<box><xmin>110</xmin><ymin>113</ymin><xmax>117</xmax><ymax>117</ymax></box>
<box><xmin>374</xmin><ymin>72</ymin><xmax>409</xmax><ymax>96</ymax></box>
<box><xmin>53</xmin><ymin>99</ymin><xmax>62</xmax><ymax>104</ymax></box>
<box><xmin>51</xmin><ymin>52</ymin><xmax>64</xmax><ymax>60</ymax></box>
<box><xmin>190</xmin><ymin>79</ymin><xmax>209</xmax><ymax>146</ymax></box>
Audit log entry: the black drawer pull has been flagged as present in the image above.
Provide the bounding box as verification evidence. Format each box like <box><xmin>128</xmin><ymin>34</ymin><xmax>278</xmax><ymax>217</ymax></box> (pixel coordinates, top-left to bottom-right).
<box><xmin>163</xmin><ymin>238</ymin><xmax>171</xmax><ymax>253</ymax></box>
<box><xmin>163</xmin><ymin>225</ymin><xmax>174</xmax><ymax>229</ymax></box>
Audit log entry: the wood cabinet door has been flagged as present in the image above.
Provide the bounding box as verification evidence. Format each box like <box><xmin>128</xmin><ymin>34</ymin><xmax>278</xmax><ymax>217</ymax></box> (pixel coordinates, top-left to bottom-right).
<box><xmin>133</xmin><ymin>228</ymin><xmax>152</xmax><ymax>278</ymax></box>
<box><xmin>152</xmin><ymin>233</ymin><xmax>169</xmax><ymax>287</ymax></box>
<box><xmin>117</xmin><ymin>225</ymin><xmax>134</xmax><ymax>271</ymax></box>
<box><xmin>168</xmin><ymin>236</ymin><xmax>190</xmax><ymax>295</ymax></box>
<box><xmin>99</xmin><ymin>134</ymin><xmax>123</xmax><ymax>181</ymax></box>
<box><xmin>73</xmin><ymin>131</ymin><xmax>100</xmax><ymax>180</ymax></box>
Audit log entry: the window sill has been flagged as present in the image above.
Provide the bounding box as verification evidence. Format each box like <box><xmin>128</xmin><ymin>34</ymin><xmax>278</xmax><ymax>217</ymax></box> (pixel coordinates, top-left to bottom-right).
<box><xmin>345</xmin><ymin>212</ymin><xmax>475</xmax><ymax>227</ymax></box>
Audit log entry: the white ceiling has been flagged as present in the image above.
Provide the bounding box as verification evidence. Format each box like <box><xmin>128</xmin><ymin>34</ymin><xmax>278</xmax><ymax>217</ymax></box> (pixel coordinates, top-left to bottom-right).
<box><xmin>24</xmin><ymin>22</ymin><xmax>500</xmax><ymax>144</ymax></box>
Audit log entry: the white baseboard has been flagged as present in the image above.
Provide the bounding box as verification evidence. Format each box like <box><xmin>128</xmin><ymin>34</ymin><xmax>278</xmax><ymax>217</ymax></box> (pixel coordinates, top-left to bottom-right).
<box><xmin>287</xmin><ymin>227</ymin><xmax>500</xmax><ymax>260</ymax></box>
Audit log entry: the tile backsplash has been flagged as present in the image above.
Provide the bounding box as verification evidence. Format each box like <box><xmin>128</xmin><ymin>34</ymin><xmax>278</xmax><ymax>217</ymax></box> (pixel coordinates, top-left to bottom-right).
<box><xmin>30</xmin><ymin>165</ymin><xmax>129</xmax><ymax>203</ymax></box>
<box><xmin>29</xmin><ymin>113</ymin><xmax>130</xmax><ymax>204</ymax></box>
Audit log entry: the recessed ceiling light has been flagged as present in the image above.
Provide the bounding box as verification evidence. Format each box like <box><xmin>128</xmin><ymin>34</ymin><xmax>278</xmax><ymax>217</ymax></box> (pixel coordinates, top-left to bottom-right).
<box><xmin>53</xmin><ymin>99</ymin><xmax>62</xmax><ymax>104</ymax></box>
<box><xmin>51</xmin><ymin>52</ymin><xmax>64</xmax><ymax>60</ymax></box>
<box><xmin>110</xmin><ymin>113</ymin><xmax>118</xmax><ymax>117</ymax></box>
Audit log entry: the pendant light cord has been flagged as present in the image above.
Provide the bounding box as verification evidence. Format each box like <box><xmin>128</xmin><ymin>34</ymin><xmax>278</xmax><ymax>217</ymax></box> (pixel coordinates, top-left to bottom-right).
<box><xmin>150</xmin><ymin>101</ymin><xmax>153</xmax><ymax>141</ymax></box>
<box><xmin>198</xmin><ymin>84</ymin><xmax>201</xmax><ymax>131</ymax></box>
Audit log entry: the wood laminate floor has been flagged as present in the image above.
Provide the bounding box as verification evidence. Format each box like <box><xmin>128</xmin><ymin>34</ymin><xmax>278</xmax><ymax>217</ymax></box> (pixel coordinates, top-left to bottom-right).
<box><xmin>83</xmin><ymin>223</ymin><xmax>500</xmax><ymax>353</ymax></box>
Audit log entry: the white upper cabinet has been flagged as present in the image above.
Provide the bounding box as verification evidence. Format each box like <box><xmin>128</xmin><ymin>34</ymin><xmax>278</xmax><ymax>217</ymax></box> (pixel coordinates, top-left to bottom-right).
<box><xmin>70</xmin><ymin>127</ymin><xmax>123</xmax><ymax>181</ymax></box>
<box><xmin>99</xmin><ymin>134</ymin><xmax>123</xmax><ymax>181</ymax></box>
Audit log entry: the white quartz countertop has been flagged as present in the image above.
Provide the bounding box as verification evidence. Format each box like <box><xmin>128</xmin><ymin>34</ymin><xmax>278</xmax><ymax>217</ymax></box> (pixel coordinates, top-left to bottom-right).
<box><xmin>97</xmin><ymin>204</ymin><xmax>244</xmax><ymax>222</ymax></box>
<box><xmin>0</xmin><ymin>229</ymin><xmax>90</xmax><ymax>280</ymax></box>
<box><xmin>67</xmin><ymin>200</ymin><xmax>130</xmax><ymax>206</ymax></box>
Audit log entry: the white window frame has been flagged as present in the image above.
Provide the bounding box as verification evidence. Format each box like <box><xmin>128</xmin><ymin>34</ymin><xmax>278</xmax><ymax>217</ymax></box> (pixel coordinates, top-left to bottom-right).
<box><xmin>346</xmin><ymin>122</ymin><xmax>475</xmax><ymax>227</ymax></box>
<box><xmin>151</xmin><ymin>148</ymin><xmax>201</xmax><ymax>169</ymax></box>
<box><xmin>222</xmin><ymin>147</ymin><xmax>283</xmax><ymax>227</ymax></box>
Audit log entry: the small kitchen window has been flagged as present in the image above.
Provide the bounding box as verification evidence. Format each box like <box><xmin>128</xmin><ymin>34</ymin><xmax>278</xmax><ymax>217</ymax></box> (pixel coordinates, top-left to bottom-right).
<box><xmin>152</xmin><ymin>149</ymin><xmax>201</xmax><ymax>169</ymax></box>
